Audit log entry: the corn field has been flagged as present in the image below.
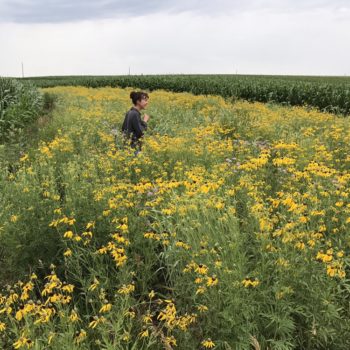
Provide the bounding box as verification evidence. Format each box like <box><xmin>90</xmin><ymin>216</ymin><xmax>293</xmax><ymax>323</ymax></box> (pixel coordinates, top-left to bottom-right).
<box><xmin>0</xmin><ymin>78</ymin><xmax>43</xmax><ymax>143</ymax></box>
<box><xmin>23</xmin><ymin>74</ymin><xmax>350</xmax><ymax>115</ymax></box>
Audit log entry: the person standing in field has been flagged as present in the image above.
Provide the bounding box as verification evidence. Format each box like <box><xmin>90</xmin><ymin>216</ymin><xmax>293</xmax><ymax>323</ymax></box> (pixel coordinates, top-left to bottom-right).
<box><xmin>121</xmin><ymin>91</ymin><xmax>150</xmax><ymax>155</ymax></box>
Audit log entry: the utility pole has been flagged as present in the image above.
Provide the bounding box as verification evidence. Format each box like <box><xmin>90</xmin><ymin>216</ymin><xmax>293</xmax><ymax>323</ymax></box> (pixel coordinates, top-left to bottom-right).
<box><xmin>21</xmin><ymin>62</ymin><xmax>24</xmax><ymax>78</ymax></box>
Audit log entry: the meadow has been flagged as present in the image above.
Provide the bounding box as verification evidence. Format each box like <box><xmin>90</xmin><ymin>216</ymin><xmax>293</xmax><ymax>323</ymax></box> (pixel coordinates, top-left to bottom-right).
<box><xmin>1</xmin><ymin>85</ymin><xmax>350</xmax><ymax>349</ymax></box>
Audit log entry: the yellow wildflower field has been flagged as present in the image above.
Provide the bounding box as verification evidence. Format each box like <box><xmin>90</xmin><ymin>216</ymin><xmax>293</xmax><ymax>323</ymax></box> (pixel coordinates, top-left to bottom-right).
<box><xmin>1</xmin><ymin>86</ymin><xmax>350</xmax><ymax>349</ymax></box>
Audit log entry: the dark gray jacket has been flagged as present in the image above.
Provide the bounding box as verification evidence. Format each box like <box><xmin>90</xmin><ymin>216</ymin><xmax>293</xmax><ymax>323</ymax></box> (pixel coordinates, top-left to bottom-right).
<box><xmin>121</xmin><ymin>107</ymin><xmax>147</xmax><ymax>144</ymax></box>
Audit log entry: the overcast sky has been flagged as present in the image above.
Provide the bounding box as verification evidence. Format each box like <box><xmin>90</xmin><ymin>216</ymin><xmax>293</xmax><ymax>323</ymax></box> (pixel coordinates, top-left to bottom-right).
<box><xmin>0</xmin><ymin>0</ymin><xmax>349</xmax><ymax>77</ymax></box>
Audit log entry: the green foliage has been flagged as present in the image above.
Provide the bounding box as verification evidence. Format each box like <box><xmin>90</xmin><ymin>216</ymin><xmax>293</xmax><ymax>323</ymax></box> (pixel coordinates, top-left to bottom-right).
<box><xmin>0</xmin><ymin>77</ymin><xmax>43</xmax><ymax>143</ymax></box>
<box><xmin>23</xmin><ymin>74</ymin><xmax>350</xmax><ymax>115</ymax></box>
<box><xmin>42</xmin><ymin>91</ymin><xmax>58</xmax><ymax>112</ymax></box>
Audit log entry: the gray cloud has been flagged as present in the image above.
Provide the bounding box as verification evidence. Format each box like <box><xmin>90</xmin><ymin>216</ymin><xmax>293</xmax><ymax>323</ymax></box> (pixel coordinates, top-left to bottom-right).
<box><xmin>1</xmin><ymin>7</ymin><xmax>349</xmax><ymax>76</ymax></box>
<box><xmin>1</xmin><ymin>0</ymin><xmax>350</xmax><ymax>23</ymax></box>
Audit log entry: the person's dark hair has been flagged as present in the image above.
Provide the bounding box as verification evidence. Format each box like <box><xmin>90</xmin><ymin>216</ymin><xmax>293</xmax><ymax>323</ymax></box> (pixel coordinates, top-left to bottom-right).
<box><xmin>130</xmin><ymin>91</ymin><xmax>149</xmax><ymax>105</ymax></box>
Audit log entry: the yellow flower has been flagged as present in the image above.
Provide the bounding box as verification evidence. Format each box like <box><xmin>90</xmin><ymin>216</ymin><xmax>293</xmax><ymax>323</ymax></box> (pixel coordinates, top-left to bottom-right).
<box><xmin>48</xmin><ymin>332</ymin><xmax>55</xmax><ymax>345</ymax></box>
<box><xmin>89</xmin><ymin>316</ymin><xmax>105</xmax><ymax>329</ymax></box>
<box><xmin>140</xmin><ymin>328</ymin><xmax>149</xmax><ymax>338</ymax></box>
<box><xmin>63</xmin><ymin>248</ymin><xmax>72</xmax><ymax>257</ymax></box>
<box><xmin>124</xmin><ymin>308</ymin><xmax>136</xmax><ymax>318</ymax></box>
<box><xmin>142</xmin><ymin>313</ymin><xmax>152</xmax><ymax>324</ymax></box>
<box><xmin>68</xmin><ymin>218</ymin><xmax>76</xmax><ymax>225</ymax></box>
<box><xmin>161</xmin><ymin>208</ymin><xmax>173</xmax><ymax>215</ymax></box>
<box><xmin>112</xmin><ymin>233</ymin><xmax>130</xmax><ymax>245</ymax></box>
<box><xmin>214</xmin><ymin>202</ymin><xmax>225</xmax><ymax>210</ymax></box>
<box><xmin>118</xmin><ymin>223</ymin><xmax>129</xmax><ymax>231</ymax></box>
<box><xmin>196</xmin><ymin>286</ymin><xmax>206</xmax><ymax>295</ymax></box>
<box><xmin>13</xmin><ymin>336</ymin><xmax>34</xmax><ymax>349</ymax></box>
<box><xmin>337</xmin><ymin>251</ymin><xmax>344</xmax><ymax>258</ymax></box>
<box><xmin>206</xmin><ymin>275</ymin><xmax>218</xmax><ymax>287</ymax></box>
<box><xmin>62</xmin><ymin>284</ymin><xmax>74</xmax><ymax>293</ymax></box>
<box><xmin>299</xmin><ymin>216</ymin><xmax>308</xmax><ymax>223</ymax></box>
<box><xmin>175</xmin><ymin>240</ymin><xmax>191</xmax><ymax>250</ymax></box>
<box><xmin>20</xmin><ymin>154</ymin><xmax>29</xmax><ymax>162</ymax></box>
<box><xmin>214</xmin><ymin>260</ymin><xmax>222</xmax><ymax>268</ymax></box>
<box><xmin>157</xmin><ymin>302</ymin><xmax>177</xmax><ymax>328</ymax></box>
<box><xmin>16</xmin><ymin>309</ymin><xmax>24</xmax><ymax>321</ymax></box>
<box><xmin>197</xmin><ymin>304</ymin><xmax>208</xmax><ymax>312</ymax></box>
<box><xmin>327</xmin><ymin>265</ymin><xmax>336</xmax><ymax>277</ymax></box>
<box><xmin>53</xmin><ymin>208</ymin><xmax>62</xmax><ymax>214</ymax></box>
<box><xmin>75</xmin><ymin>329</ymin><xmax>87</xmax><ymax>344</ymax></box>
<box><xmin>97</xmin><ymin>246</ymin><xmax>108</xmax><ymax>254</ymax></box>
<box><xmin>110</xmin><ymin>247</ymin><xmax>127</xmax><ymax>266</ymax></box>
<box><xmin>165</xmin><ymin>335</ymin><xmax>177</xmax><ymax>346</ymax></box>
<box><xmin>0</xmin><ymin>322</ymin><xmax>6</xmax><ymax>332</ymax></box>
<box><xmin>202</xmin><ymin>338</ymin><xmax>215</xmax><ymax>348</ymax></box>
<box><xmin>242</xmin><ymin>278</ymin><xmax>260</xmax><ymax>288</ymax></box>
<box><xmin>295</xmin><ymin>242</ymin><xmax>305</xmax><ymax>250</ymax></box>
<box><xmin>63</xmin><ymin>230</ymin><xmax>74</xmax><ymax>239</ymax></box>
<box><xmin>122</xmin><ymin>331</ymin><xmax>130</xmax><ymax>341</ymax></box>
<box><xmin>99</xmin><ymin>303</ymin><xmax>112</xmax><ymax>313</ymax></box>
<box><xmin>69</xmin><ymin>310</ymin><xmax>80</xmax><ymax>322</ymax></box>
<box><xmin>195</xmin><ymin>264</ymin><xmax>208</xmax><ymax>275</ymax></box>
<box><xmin>316</xmin><ymin>251</ymin><xmax>332</xmax><ymax>263</ymax></box>
<box><xmin>88</xmin><ymin>278</ymin><xmax>99</xmax><ymax>291</ymax></box>
<box><xmin>10</xmin><ymin>215</ymin><xmax>19</xmax><ymax>223</ymax></box>
<box><xmin>86</xmin><ymin>221</ymin><xmax>95</xmax><ymax>229</ymax></box>
<box><xmin>338</xmin><ymin>269</ymin><xmax>346</xmax><ymax>279</ymax></box>
<box><xmin>118</xmin><ymin>283</ymin><xmax>135</xmax><ymax>295</ymax></box>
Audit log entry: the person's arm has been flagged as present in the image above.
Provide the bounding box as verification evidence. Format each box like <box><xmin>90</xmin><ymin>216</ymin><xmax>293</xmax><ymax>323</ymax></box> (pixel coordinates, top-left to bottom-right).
<box><xmin>130</xmin><ymin>112</ymin><xmax>144</xmax><ymax>138</ymax></box>
<box><xmin>140</xmin><ymin>119</ymin><xmax>148</xmax><ymax>131</ymax></box>
<box><xmin>121</xmin><ymin>111</ymin><xmax>128</xmax><ymax>132</ymax></box>
<box><xmin>140</xmin><ymin>114</ymin><xmax>150</xmax><ymax>131</ymax></box>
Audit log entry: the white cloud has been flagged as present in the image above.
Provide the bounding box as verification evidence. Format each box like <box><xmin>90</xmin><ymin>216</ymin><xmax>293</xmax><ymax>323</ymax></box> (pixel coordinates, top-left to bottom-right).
<box><xmin>0</xmin><ymin>7</ymin><xmax>349</xmax><ymax>76</ymax></box>
<box><xmin>1</xmin><ymin>0</ymin><xmax>350</xmax><ymax>23</ymax></box>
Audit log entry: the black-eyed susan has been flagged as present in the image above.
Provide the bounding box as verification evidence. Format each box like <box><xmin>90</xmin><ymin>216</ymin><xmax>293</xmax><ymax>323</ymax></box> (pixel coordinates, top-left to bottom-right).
<box><xmin>201</xmin><ymin>338</ymin><xmax>215</xmax><ymax>348</ymax></box>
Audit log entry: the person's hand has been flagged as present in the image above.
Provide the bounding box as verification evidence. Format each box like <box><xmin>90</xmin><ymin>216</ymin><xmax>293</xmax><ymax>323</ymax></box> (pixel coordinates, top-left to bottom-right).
<box><xmin>143</xmin><ymin>114</ymin><xmax>150</xmax><ymax>123</ymax></box>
